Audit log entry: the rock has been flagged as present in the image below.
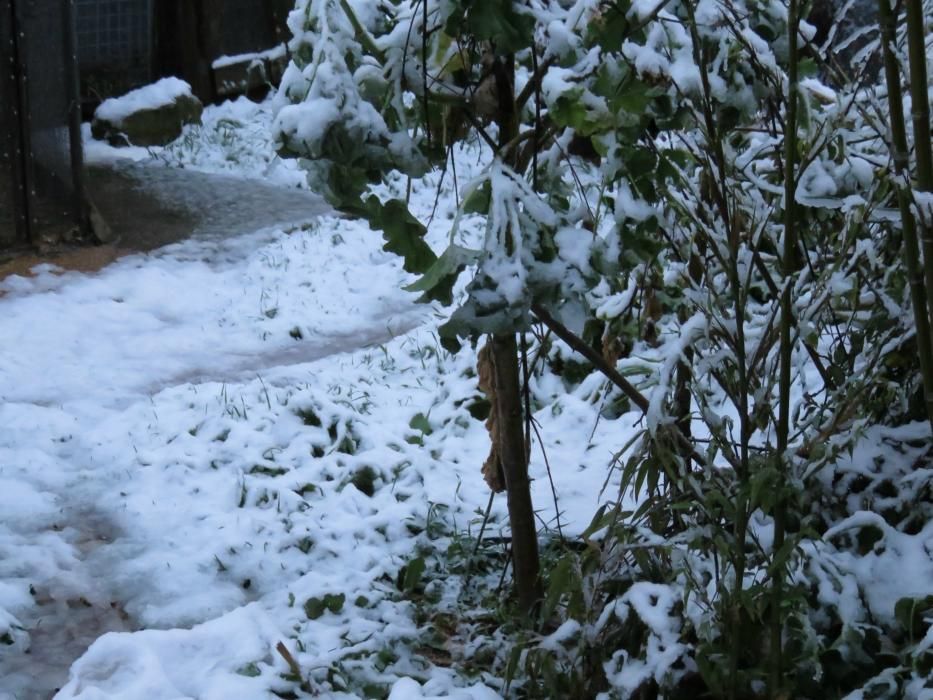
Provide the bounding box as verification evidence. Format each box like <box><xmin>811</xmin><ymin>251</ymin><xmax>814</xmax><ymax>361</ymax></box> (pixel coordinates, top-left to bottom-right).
<box><xmin>212</xmin><ymin>46</ymin><xmax>288</xmax><ymax>100</ymax></box>
<box><xmin>91</xmin><ymin>77</ymin><xmax>203</xmax><ymax>147</ymax></box>
<box><xmin>86</xmin><ymin>198</ymin><xmax>117</xmax><ymax>245</ymax></box>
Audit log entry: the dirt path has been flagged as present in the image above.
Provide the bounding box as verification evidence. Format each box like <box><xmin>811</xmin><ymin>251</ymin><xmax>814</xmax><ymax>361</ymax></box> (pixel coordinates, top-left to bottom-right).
<box><xmin>2</xmin><ymin>160</ymin><xmax>329</xmax><ymax>285</ymax></box>
<box><xmin>0</xmin><ymin>508</ymin><xmax>131</xmax><ymax>700</ymax></box>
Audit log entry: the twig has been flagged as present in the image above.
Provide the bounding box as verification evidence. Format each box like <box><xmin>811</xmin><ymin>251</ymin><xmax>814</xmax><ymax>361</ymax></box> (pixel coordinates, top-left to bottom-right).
<box><xmin>472</xmin><ymin>491</ymin><xmax>496</xmax><ymax>559</ymax></box>
<box><xmin>530</xmin><ymin>303</ymin><xmax>707</xmax><ymax>467</ymax></box>
<box><xmin>276</xmin><ymin>641</ymin><xmax>303</xmax><ymax>679</ymax></box>
<box><xmin>530</xmin><ymin>303</ymin><xmax>648</xmax><ymax>412</ymax></box>
<box><xmin>530</xmin><ymin>416</ymin><xmax>565</xmax><ymax>541</ymax></box>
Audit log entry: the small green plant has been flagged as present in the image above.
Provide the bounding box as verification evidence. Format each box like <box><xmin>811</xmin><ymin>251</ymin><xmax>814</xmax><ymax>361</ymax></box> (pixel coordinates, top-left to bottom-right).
<box><xmin>304</xmin><ymin>593</ymin><xmax>346</xmax><ymax>620</ymax></box>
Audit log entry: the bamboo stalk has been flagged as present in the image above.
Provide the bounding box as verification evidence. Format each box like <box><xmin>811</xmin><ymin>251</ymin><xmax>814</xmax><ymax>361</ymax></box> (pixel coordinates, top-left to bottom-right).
<box><xmin>682</xmin><ymin>4</ymin><xmax>753</xmax><ymax>695</ymax></box>
<box><xmin>771</xmin><ymin>0</ymin><xmax>801</xmax><ymax>691</ymax></box>
<box><xmin>879</xmin><ymin>0</ymin><xmax>933</xmax><ymax>428</ymax></box>
<box><xmin>905</xmin><ymin>0</ymin><xmax>933</xmax><ymax>192</ymax></box>
<box><xmin>904</xmin><ymin>0</ymin><xmax>933</xmax><ymax>347</ymax></box>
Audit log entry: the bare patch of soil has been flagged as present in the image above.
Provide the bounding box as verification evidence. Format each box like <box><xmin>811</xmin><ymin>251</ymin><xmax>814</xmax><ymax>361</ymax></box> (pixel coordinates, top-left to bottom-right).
<box><xmin>0</xmin><ymin>510</ymin><xmax>133</xmax><ymax>700</ymax></box>
<box><xmin>0</xmin><ymin>244</ymin><xmax>131</xmax><ymax>285</ymax></box>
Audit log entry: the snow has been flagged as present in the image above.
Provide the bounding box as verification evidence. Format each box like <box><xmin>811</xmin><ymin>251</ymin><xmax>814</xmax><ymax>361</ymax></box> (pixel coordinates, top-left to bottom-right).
<box><xmin>915</xmin><ymin>190</ymin><xmax>933</xmax><ymax>225</ymax></box>
<box><xmin>3</xmin><ymin>2</ymin><xmax>931</xmax><ymax>691</ymax></box>
<box><xmin>0</xmin><ymin>221</ymin><xmax>417</xmax><ymax>407</ymax></box>
<box><xmin>157</xmin><ymin>97</ymin><xmax>309</xmax><ymax>188</ymax></box>
<box><xmin>646</xmin><ymin>312</ymin><xmax>707</xmax><ymax>434</ymax></box>
<box><xmin>802</xmin><ymin>77</ymin><xmax>837</xmax><ymax>104</ymax></box>
<box><xmin>614</xmin><ymin>181</ymin><xmax>657</xmax><ymax>223</ymax></box>
<box><xmin>95</xmin><ymin>78</ymin><xmax>195</xmax><ymax>124</ymax></box>
<box><xmin>212</xmin><ymin>45</ymin><xmax>288</xmax><ymax>70</ymax></box>
<box><xmin>539</xmin><ymin>619</ymin><xmax>582</xmax><ymax>651</ymax></box>
<box><xmin>1</xmin><ymin>91</ymin><xmax>632</xmax><ymax>700</ymax></box>
<box><xmin>601</xmin><ymin>583</ymin><xmax>691</xmax><ymax>696</ymax></box>
<box><xmin>56</xmin><ymin>606</ymin><xmax>277</xmax><ymax>700</ymax></box>
<box><xmin>387</xmin><ymin>677</ymin><xmax>502</xmax><ymax>699</ymax></box>
<box><xmin>544</xmin><ymin>19</ymin><xmax>578</xmax><ymax>58</ymax></box>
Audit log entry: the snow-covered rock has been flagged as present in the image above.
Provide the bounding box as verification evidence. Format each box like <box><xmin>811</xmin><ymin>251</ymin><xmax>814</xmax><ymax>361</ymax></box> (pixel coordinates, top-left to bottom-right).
<box><xmin>91</xmin><ymin>78</ymin><xmax>203</xmax><ymax>147</ymax></box>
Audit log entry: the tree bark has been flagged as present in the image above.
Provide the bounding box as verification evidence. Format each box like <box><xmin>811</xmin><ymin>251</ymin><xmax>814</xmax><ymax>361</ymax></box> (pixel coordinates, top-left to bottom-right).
<box><xmin>490</xmin><ymin>333</ymin><xmax>541</xmax><ymax>614</ymax></box>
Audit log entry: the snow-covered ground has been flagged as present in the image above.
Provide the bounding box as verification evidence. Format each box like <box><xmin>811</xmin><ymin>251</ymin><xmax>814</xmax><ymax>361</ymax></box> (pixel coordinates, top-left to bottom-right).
<box><xmin>0</xmin><ymin>96</ymin><xmax>630</xmax><ymax>699</ymax></box>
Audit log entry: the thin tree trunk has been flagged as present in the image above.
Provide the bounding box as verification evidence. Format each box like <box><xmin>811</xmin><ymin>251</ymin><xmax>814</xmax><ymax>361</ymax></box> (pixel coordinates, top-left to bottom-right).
<box><xmin>491</xmin><ymin>333</ymin><xmax>541</xmax><ymax>614</ymax></box>
<box><xmin>491</xmin><ymin>52</ymin><xmax>540</xmax><ymax>616</ymax></box>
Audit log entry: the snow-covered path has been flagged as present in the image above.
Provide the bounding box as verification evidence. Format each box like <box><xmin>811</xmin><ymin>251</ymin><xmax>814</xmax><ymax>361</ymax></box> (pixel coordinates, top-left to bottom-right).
<box><xmin>1</xmin><ymin>221</ymin><xmax>422</xmax><ymax>407</ymax></box>
<box><xmin>0</xmin><ymin>214</ymin><xmax>430</xmax><ymax>698</ymax></box>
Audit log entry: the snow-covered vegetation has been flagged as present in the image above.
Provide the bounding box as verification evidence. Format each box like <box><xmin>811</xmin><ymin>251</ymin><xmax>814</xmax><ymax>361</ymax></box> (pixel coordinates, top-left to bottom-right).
<box><xmin>1</xmin><ymin>0</ymin><xmax>932</xmax><ymax>697</ymax></box>
<box><xmin>265</xmin><ymin>0</ymin><xmax>933</xmax><ymax>695</ymax></box>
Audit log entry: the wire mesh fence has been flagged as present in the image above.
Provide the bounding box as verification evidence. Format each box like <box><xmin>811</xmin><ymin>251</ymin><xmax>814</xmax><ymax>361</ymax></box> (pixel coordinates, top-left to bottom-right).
<box><xmin>76</xmin><ymin>0</ymin><xmax>151</xmax><ymax>104</ymax></box>
<box><xmin>76</xmin><ymin>0</ymin><xmax>151</xmax><ymax>70</ymax></box>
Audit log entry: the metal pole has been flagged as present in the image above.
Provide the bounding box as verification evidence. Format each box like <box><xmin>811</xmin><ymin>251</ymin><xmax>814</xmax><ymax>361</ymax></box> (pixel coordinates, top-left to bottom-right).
<box><xmin>62</xmin><ymin>0</ymin><xmax>87</xmax><ymax>236</ymax></box>
<box><xmin>8</xmin><ymin>0</ymin><xmax>35</xmax><ymax>245</ymax></box>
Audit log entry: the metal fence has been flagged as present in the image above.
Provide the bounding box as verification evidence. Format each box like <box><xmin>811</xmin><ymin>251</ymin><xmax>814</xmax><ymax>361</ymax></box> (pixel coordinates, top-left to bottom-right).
<box><xmin>1</xmin><ymin>0</ymin><xmax>85</xmax><ymax>249</ymax></box>
<box><xmin>0</xmin><ymin>3</ymin><xmax>23</xmax><ymax>248</ymax></box>
<box><xmin>76</xmin><ymin>0</ymin><xmax>152</xmax><ymax>98</ymax></box>
<box><xmin>71</xmin><ymin>0</ymin><xmax>290</xmax><ymax>106</ymax></box>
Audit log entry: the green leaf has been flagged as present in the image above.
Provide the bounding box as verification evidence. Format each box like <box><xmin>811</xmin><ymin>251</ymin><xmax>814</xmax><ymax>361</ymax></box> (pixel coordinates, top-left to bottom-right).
<box><xmin>404</xmin><ymin>244</ymin><xmax>480</xmax><ymax>305</ymax></box>
<box><xmin>621</xmin><ymin>145</ymin><xmax>658</xmax><ymax>182</ymax></box>
<box><xmin>619</xmin><ymin>222</ymin><xmax>663</xmax><ymax>262</ymax></box>
<box><xmin>362</xmin><ymin>197</ymin><xmax>437</xmax><ymax>274</ymax></box>
<box><xmin>749</xmin><ymin>463</ymin><xmax>781</xmax><ymax>511</ymax></box>
<box><xmin>304</xmin><ymin>596</ymin><xmax>326</xmax><ymax>619</ymax></box>
<box><xmin>615</xmin><ymin>79</ymin><xmax>663</xmax><ymax>116</ymax></box>
<box><xmin>465</xmin><ymin>0</ymin><xmax>534</xmax><ymax>52</ymax></box>
<box><xmin>550</xmin><ymin>89</ymin><xmax>613</xmax><ymax>136</ymax></box>
<box><xmin>304</xmin><ymin>593</ymin><xmax>345</xmax><ymax>619</ymax></box>
<box><xmin>587</xmin><ymin>2</ymin><xmax>634</xmax><ymax>50</ymax></box>
<box><xmin>466</xmin><ymin>397</ymin><xmax>490</xmax><ymax>421</ymax></box>
<box><xmin>542</xmin><ymin>556</ymin><xmax>577</xmax><ymax>620</ymax></box>
<box><xmin>439</xmin><ymin>267</ymin><xmax>532</xmax><ymax>342</ymax></box>
<box><xmin>798</xmin><ymin>57</ymin><xmax>818</xmax><ymax>78</ymax></box>
<box><xmin>437</xmin><ymin>322</ymin><xmax>464</xmax><ymax>354</ymax></box>
<box><xmin>463</xmin><ymin>182</ymin><xmax>491</xmax><ymax>215</ymax></box>
<box><xmin>324</xmin><ymin>593</ymin><xmax>346</xmax><ymax>613</ymax></box>
<box><xmin>401</xmin><ymin>556</ymin><xmax>426</xmax><ymax>591</ymax></box>
<box><xmin>580</xmin><ymin>504</ymin><xmax>613</xmax><ymax>539</ymax></box>
<box><xmin>408</xmin><ymin>412</ymin><xmax>433</xmax><ymax>435</ymax></box>
<box><xmin>236</xmin><ymin>662</ymin><xmax>262</xmax><ymax>677</ymax></box>
<box><xmin>895</xmin><ymin>595</ymin><xmax>933</xmax><ymax>642</ymax></box>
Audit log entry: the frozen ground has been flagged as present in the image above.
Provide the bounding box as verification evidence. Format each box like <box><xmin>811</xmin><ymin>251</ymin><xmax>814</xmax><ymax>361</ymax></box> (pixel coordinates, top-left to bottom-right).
<box><xmin>0</xmin><ymin>96</ymin><xmax>630</xmax><ymax>699</ymax></box>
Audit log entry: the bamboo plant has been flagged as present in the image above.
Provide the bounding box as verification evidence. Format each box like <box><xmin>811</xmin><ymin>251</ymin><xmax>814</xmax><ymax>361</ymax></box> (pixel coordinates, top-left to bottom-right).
<box><xmin>878</xmin><ymin>0</ymin><xmax>933</xmax><ymax>429</ymax></box>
